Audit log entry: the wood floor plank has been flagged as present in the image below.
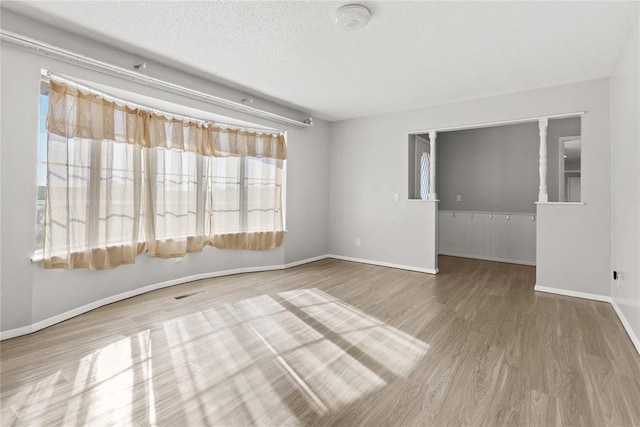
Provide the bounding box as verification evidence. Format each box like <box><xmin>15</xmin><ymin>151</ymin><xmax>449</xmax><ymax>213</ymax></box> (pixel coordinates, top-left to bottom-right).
<box><xmin>1</xmin><ymin>256</ymin><xmax>639</xmax><ymax>426</ymax></box>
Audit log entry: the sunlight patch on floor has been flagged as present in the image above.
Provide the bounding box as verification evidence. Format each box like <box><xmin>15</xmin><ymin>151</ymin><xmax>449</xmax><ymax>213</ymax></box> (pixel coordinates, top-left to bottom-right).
<box><xmin>5</xmin><ymin>288</ymin><xmax>429</xmax><ymax>425</ymax></box>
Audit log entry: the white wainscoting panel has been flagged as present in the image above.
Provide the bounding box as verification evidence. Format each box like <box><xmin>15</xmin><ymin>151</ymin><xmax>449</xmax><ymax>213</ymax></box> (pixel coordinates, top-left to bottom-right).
<box><xmin>439</xmin><ymin>210</ymin><xmax>536</xmax><ymax>265</ymax></box>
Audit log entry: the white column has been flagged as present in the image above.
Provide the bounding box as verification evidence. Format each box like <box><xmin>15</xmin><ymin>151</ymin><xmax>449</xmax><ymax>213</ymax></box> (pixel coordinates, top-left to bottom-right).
<box><xmin>538</xmin><ymin>117</ymin><xmax>549</xmax><ymax>202</ymax></box>
<box><xmin>428</xmin><ymin>130</ymin><xmax>437</xmax><ymax>201</ymax></box>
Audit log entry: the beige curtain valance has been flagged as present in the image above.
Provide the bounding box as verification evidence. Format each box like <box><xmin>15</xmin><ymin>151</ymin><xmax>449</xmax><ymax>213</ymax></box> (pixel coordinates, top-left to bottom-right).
<box><xmin>47</xmin><ymin>80</ymin><xmax>287</xmax><ymax>160</ymax></box>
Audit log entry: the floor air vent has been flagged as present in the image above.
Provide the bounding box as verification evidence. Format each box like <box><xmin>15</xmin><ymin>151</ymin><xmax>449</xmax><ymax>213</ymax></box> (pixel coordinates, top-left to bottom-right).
<box><xmin>173</xmin><ymin>291</ymin><xmax>204</xmax><ymax>301</ymax></box>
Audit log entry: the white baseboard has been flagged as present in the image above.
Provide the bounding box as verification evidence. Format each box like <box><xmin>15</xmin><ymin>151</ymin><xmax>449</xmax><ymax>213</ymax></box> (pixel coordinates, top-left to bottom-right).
<box><xmin>534</xmin><ymin>284</ymin><xmax>639</xmax><ymax>357</ymax></box>
<box><xmin>439</xmin><ymin>251</ymin><xmax>536</xmax><ymax>266</ymax></box>
<box><xmin>5</xmin><ymin>256</ymin><xmax>637</xmax><ymax>359</ymax></box>
<box><xmin>327</xmin><ymin>254</ymin><xmax>438</xmax><ymax>274</ymax></box>
<box><xmin>610</xmin><ymin>299</ymin><xmax>640</xmax><ymax>357</ymax></box>
<box><xmin>0</xmin><ymin>255</ymin><xmax>329</xmax><ymax>341</ymax></box>
<box><xmin>284</xmin><ymin>254</ymin><xmax>329</xmax><ymax>268</ymax></box>
<box><xmin>533</xmin><ymin>284</ymin><xmax>612</xmax><ymax>302</ymax></box>
<box><xmin>1</xmin><ymin>324</ymin><xmax>34</xmax><ymax>341</ymax></box>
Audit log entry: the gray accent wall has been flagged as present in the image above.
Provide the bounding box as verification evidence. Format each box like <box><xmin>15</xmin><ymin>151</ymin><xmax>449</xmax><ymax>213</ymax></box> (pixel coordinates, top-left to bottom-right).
<box><xmin>435</xmin><ymin>122</ymin><xmax>538</xmax><ymax>213</ymax></box>
<box><xmin>433</xmin><ymin>117</ymin><xmax>580</xmax><ymax>213</ymax></box>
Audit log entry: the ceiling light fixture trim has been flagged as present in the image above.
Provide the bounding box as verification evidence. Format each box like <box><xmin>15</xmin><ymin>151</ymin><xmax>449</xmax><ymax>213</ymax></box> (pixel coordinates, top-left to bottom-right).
<box><xmin>334</xmin><ymin>4</ymin><xmax>371</xmax><ymax>31</ymax></box>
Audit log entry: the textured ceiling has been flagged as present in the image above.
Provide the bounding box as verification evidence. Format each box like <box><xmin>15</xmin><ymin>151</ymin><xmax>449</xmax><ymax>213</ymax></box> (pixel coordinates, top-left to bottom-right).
<box><xmin>4</xmin><ymin>1</ymin><xmax>640</xmax><ymax>121</ymax></box>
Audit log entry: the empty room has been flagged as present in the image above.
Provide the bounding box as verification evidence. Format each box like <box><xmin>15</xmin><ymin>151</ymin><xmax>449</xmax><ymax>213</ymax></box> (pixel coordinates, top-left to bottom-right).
<box><xmin>1</xmin><ymin>1</ymin><xmax>639</xmax><ymax>426</ymax></box>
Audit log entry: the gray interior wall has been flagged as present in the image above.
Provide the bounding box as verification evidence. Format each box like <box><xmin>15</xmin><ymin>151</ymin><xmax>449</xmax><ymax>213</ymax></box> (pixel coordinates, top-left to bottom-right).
<box><xmin>435</xmin><ymin>122</ymin><xmax>538</xmax><ymax>213</ymax></box>
<box><xmin>0</xmin><ymin>10</ymin><xmax>330</xmax><ymax>333</ymax></box>
<box><xmin>283</xmin><ymin>120</ymin><xmax>330</xmax><ymax>264</ymax></box>
<box><xmin>329</xmin><ymin>117</ymin><xmax>438</xmax><ymax>271</ymax></box>
<box><xmin>330</xmin><ymin>78</ymin><xmax>611</xmax><ymax>297</ymax></box>
<box><xmin>565</xmin><ymin>160</ymin><xmax>581</xmax><ymax>170</ymax></box>
<box><xmin>434</xmin><ymin>117</ymin><xmax>580</xmax><ymax>213</ymax></box>
<box><xmin>535</xmin><ymin>82</ymin><xmax>610</xmax><ymax>297</ymax></box>
<box><xmin>611</xmin><ymin>12</ymin><xmax>640</xmax><ymax>348</ymax></box>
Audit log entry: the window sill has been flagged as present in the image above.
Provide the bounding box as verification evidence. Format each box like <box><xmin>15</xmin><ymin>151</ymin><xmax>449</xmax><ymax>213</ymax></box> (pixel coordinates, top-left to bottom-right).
<box><xmin>535</xmin><ymin>202</ymin><xmax>586</xmax><ymax>205</ymax></box>
<box><xmin>29</xmin><ymin>230</ymin><xmax>289</xmax><ymax>263</ymax></box>
<box><xmin>31</xmin><ymin>251</ymin><xmax>44</xmax><ymax>263</ymax></box>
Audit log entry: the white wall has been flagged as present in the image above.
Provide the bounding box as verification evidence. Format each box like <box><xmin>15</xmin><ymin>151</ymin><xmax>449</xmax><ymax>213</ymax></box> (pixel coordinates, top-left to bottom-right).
<box><xmin>0</xmin><ymin>11</ymin><xmax>330</xmax><ymax>334</ymax></box>
<box><xmin>329</xmin><ymin>114</ymin><xmax>439</xmax><ymax>272</ymax></box>
<box><xmin>329</xmin><ymin>78</ymin><xmax>611</xmax><ymax>296</ymax></box>
<box><xmin>533</xmin><ymin>80</ymin><xmax>611</xmax><ymax>298</ymax></box>
<box><xmin>611</xmin><ymin>12</ymin><xmax>640</xmax><ymax>349</ymax></box>
<box><xmin>439</xmin><ymin>211</ymin><xmax>536</xmax><ymax>265</ymax></box>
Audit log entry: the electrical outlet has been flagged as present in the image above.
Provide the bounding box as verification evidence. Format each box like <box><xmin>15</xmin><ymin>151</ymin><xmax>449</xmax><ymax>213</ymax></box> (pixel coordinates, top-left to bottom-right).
<box><xmin>356</xmin><ymin>238</ymin><xmax>361</xmax><ymax>246</ymax></box>
<box><xmin>393</xmin><ymin>192</ymin><xmax>400</xmax><ymax>202</ymax></box>
<box><xmin>456</xmin><ymin>195</ymin><xmax>462</xmax><ymax>202</ymax></box>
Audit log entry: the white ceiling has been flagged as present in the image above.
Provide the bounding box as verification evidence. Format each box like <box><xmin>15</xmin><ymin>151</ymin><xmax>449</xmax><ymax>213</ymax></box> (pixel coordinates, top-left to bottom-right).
<box><xmin>4</xmin><ymin>1</ymin><xmax>640</xmax><ymax>121</ymax></box>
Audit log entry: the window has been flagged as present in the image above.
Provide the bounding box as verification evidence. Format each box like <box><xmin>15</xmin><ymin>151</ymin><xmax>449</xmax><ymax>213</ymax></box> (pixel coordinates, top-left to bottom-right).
<box><xmin>37</xmin><ymin>77</ymin><xmax>286</xmax><ymax>269</ymax></box>
<box><xmin>34</xmin><ymin>84</ymin><xmax>48</xmax><ymax>254</ymax></box>
<box><xmin>420</xmin><ymin>152</ymin><xmax>430</xmax><ymax>200</ymax></box>
<box><xmin>558</xmin><ymin>135</ymin><xmax>582</xmax><ymax>203</ymax></box>
<box><xmin>408</xmin><ymin>135</ymin><xmax>430</xmax><ymax>200</ymax></box>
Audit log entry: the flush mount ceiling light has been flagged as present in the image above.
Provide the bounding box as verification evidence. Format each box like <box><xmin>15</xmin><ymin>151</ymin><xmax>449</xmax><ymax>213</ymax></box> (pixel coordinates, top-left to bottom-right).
<box><xmin>334</xmin><ymin>4</ymin><xmax>371</xmax><ymax>31</ymax></box>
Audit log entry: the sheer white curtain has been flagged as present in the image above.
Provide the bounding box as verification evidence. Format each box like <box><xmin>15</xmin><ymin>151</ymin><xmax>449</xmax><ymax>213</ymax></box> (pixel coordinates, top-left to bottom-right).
<box><xmin>43</xmin><ymin>79</ymin><xmax>286</xmax><ymax>269</ymax></box>
<box><xmin>44</xmin><ymin>83</ymin><xmax>145</xmax><ymax>269</ymax></box>
<box><xmin>210</xmin><ymin>156</ymin><xmax>284</xmax><ymax>249</ymax></box>
<box><xmin>143</xmin><ymin>146</ymin><xmax>207</xmax><ymax>258</ymax></box>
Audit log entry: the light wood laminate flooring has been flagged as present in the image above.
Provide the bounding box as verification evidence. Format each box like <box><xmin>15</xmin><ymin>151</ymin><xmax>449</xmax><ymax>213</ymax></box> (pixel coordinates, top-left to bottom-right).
<box><xmin>1</xmin><ymin>256</ymin><xmax>639</xmax><ymax>426</ymax></box>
